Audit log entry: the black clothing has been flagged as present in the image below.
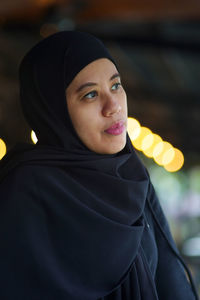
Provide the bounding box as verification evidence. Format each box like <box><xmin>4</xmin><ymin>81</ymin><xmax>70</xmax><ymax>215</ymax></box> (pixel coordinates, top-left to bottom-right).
<box><xmin>0</xmin><ymin>154</ymin><xmax>197</xmax><ymax>299</ymax></box>
<box><xmin>0</xmin><ymin>31</ymin><xmax>198</xmax><ymax>299</ymax></box>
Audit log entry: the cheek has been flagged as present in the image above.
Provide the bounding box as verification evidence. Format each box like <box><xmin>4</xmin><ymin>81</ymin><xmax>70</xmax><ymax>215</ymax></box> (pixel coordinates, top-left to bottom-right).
<box><xmin>120</xmin><ymin>92</ymin><xmax>128</xmax><ymax>120</ymax></box>
<box><xmin>122</xmin><ymin>91</ymin><xmax>127</xmax><ymax>109</ymax></box>
<box><xmin>71</xmin><ymin>106</ymin><xmax>101</xmax><ymax>138</ymax></box>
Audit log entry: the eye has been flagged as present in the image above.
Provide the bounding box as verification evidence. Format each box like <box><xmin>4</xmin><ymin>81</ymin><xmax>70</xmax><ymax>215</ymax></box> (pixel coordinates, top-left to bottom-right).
<box><xmin>83</xmin><ymin>90</ymin><xmax>98</xmax><ymax>100</ymax></box>
<box><xmin>111</xmin><ymin>82</ymin><xmax>121</xmax><ymax>91</ymax></box>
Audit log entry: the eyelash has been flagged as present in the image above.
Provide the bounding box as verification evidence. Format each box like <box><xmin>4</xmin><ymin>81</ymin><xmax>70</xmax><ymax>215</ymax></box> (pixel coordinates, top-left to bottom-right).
<box><xmin>83</xmin><ymin>82</ymin><xmax>122</xmax><ymax>100</ymax></box>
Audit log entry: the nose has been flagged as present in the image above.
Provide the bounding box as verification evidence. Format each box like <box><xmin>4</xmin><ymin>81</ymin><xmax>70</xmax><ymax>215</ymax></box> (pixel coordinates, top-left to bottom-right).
<box><xmin>102</xmin><ymin>95</ymin><xmax>122</xmax><ymax>117</ymax></box>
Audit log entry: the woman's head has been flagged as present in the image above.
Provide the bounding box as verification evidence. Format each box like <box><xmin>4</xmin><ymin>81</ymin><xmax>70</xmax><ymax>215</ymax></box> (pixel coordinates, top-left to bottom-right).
<box><xmin>19</xmin><ymin>31</ymin><xmax>128</xmax><ymax>154</ymax></box>
<box><xmin>66</xmin><ymin>58</ymin><xmax>127</xmax><ymax>154</ymax></box>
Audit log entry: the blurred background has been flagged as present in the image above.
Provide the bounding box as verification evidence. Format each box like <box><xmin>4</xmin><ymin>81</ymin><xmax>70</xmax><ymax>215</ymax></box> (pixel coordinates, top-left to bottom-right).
<box><xmin>0</xmin><ymin>0</ymin><xmax>200</xmax><ymax>295</ymax></box>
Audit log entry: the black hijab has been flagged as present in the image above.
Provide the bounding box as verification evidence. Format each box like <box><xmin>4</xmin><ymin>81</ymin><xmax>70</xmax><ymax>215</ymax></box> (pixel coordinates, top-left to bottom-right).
<box><xmin>0</xmin><ymin>31</ymin><xmax>158</xmax><ymax>299</ymax></box>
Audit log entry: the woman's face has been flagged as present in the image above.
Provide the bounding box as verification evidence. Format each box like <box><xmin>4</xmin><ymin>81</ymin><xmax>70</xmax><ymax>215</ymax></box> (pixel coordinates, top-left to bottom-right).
<box><xmin>66</xmin><ymin>58</ymin><xmax>128</xmax><ymax>154</ymax></box>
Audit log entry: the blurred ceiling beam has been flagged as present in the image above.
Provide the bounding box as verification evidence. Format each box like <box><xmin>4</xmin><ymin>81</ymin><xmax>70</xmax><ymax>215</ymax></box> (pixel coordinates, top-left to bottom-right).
<box><xmin>1</xmin><ymin>0</ymin><xmax>200</xmax><ymax>24</ymax></box>
<box><xmin>77</xmin><ymin>0</ymin><xmax>200</xmax><ymax>21</ymax></box>
<box><xmin>0</xmin><ymin>0</ymin><xmax>66</xmax><ymax>22</ymax></box>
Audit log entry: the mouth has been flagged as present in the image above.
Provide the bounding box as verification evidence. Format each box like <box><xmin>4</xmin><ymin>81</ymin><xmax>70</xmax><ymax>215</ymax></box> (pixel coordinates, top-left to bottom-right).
<box><xmin>105</xmin><ymin>120</ymin><xmax>126</xmax><ymax>136</ymax></box>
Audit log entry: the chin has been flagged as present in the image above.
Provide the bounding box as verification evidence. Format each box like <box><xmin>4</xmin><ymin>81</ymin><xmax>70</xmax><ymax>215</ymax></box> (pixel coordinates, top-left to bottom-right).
<box><xmin>99</xmin><ymin>138</ymin><xmax>127</xmax><ymax>155</ymax></box>
<box><xmin>108</xmin><ymin>144</ymin><xmax>126</xmax><ymax>154</ymax></box>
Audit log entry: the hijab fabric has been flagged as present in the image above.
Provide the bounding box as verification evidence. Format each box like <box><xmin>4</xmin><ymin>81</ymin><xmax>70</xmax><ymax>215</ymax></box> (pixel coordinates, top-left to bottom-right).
<box><xmin>0</xmin><ymin>31</ymin><xmax>157</xmax><ymax>299</ymax></box>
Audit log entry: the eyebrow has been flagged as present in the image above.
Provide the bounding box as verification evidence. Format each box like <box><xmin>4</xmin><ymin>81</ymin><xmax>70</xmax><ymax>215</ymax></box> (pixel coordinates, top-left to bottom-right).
<box><xmin>76</xmin><ymin>72</ymin><xmax>120</xmax><ymax>93</ymax></box>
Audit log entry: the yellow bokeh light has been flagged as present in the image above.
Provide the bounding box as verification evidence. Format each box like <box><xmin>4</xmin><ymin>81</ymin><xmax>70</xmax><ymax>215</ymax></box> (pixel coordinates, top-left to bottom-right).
<box><xmin>153</xmin><ymin>141</ymin><xmax>164</xmax><ymax>158</ymax></box>
<box><xmin>164</xmin><ymin>148</ymin><xmax>184</xmax><ymax>172</ymax></box>
<box><xmin>143</xmin><ymin>134</ymin><xmax>162</xmax><ymax>158</ymax></box>
<box><xmin>162</xmin><ymin>147</ymin><xmax>175</xmax><ymax>165</ymax></box>
<box><xmin>31</xmin><ymin>131</ymin><xmax>38</xmax><ymax>144</ymax></box>
<box><xmin>153</xmin><ymin>141</ymin><xmax>173</xmax><ymax>166</ymax></box>
<box><xmin>127</xmin><ymin>116</ymin><xmax>184</xmax><ymax>172</ymax></box>
<box><xmin>131</xmin><ymin>127</ymin><xmax>141</xmax><ymax>141</ymax></box>
<box><xmin>141</xmin><ymin>133</ymin><xmax>154</xmax><ymax>151</ymax></box>
<box><xmin>132</xmin><ymin>127</ymin><xmax>152</xmax><ymax>151</ymax></box>
<box><xmin>127</xmin><ymin>117</ymin><xmax>141</xmax><ymax>140</ymax></box>
<box><xmin>0</xmin><ymin>138</ymin><xmax>7</xmax><ymax>159</ymax></box>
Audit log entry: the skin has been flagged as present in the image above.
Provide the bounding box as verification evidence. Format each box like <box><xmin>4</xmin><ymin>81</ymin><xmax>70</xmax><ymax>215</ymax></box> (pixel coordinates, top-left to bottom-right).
<box><xmin>66</xmin><ymin>58</ymin><xmax>128</xmax><ymax>154</ymax></box>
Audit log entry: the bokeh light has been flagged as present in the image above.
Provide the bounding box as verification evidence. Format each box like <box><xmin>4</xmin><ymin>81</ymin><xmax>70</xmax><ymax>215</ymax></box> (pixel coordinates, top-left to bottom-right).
<box><xmin>141</xmin><ymin>133</ymin><xmax>154</xmax><ymax>151</ymax></box>
<box><xmin>31</xmin><ymin>130</ymin><xmax>38</xmax><ymax>144</ymax></box>
<box><xmin>153</xmin><ymin>141</ymin><xmax>174</xmax><ymax>166</ymax></box>
<box><xmin>143</xmin><ymin>134</ymin><xmax>162</xmax><ymax>158</ymax></box>
<box><xmin>127</xmin><ymin>117</ymin><xmax>184</xmax><ymax>172</ymax></box>
<box><xmin>132</xmin><ymin>127</ymin><xmax>152</xmax><ymax>151</ymax></box>
<box><xmin>127</xmin><ymin>117</ymin><xmax>141</xmax><ymax>140</ymax></box>
<box><xmin>162</xmin><ymin>147</ymin><xmax>175</xmax><ymax>165</ymax></box>
<box><xmin>0</xmin><ymin>138</ymin><xmax>7</xmax><ymax>159</ymax></box>
<box><xmin>164</xmin><ymin>148</ymin><xmax>184</xmax><ymax>172</ymax></box>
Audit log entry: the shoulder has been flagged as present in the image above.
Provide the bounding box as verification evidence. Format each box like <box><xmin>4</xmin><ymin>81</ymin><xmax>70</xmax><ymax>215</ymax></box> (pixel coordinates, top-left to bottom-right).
<box><xmin>0</xmin><ymin>164</ymin><xmax>68</xmax><ymax>215</ymax></box>
<box><xmin>0</xmin><ymin>163</ymin><xmax>75</xmax><ymax>209</ymax></box>
<box><xmin>0</xmin><ymin>165</ymin><xmax>45</xmax><ymax>211</ymax></box>
<box><xmin>0</xmin><ymin>163</ymin><xmax>66</xmax><ymax>188</ymax></box>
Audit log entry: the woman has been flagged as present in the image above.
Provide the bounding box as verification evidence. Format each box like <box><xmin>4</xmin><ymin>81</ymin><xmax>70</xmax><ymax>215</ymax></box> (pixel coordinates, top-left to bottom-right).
<box><xmin>0</xmin><ymin>31</ymin><xmax>198</xmax><ymax>299</ymax></box>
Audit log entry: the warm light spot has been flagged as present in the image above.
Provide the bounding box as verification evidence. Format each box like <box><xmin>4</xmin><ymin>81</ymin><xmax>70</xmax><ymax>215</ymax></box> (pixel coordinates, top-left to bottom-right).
<box><xmin>0</xmin><ymin>138</ymin><xmax>6</xmax><ymax>159</ymax></box>
<box><xmin>143</xmin><ymin>134</ymin><xmax>162</xmax><ymax>158</ymax></box>
<box><xmin>127</xmin><ymin>116</ymin><xmax>184</xmax><ymax>172</ymax></box>
<box><xmin>127</xmin><ymin>117</ymin><xmax>141</xmax><ymax>140</ymax></box>
<box><xmin>153</xmin><ymin>141</ymin><xmax>173</xmax><ymax>166</ymax></box>
<box><xmin>162</xmin><ymin>147</ymin><xmax>175</xmax><ymax>165</ymax></box>
<box><xmin>164</xmin><ymin>148</ymin><xmax>184</xmax><ymax>172</ymax></box>
<box><xmin>153</xmin><ymin>141</ymin><xmax>164</xmax><ymax>158</ymax></box>
<box><xmin>130</xmin><ymin>127</ymin><xmax>141</xmax><ymax>141</ymax></box>
<box><xmin>132</xmin><ymin>127</ymin><xmax>152</xmax><ymax>151</ymax></box>
<box><xmin>141</xmin><ymin>133</ymin><xmax>154</xmax><ymax>151</ymax></box>
<box><xmin>31</xmin><ymin>131</ymin><xmax>38</xmax><ymax>144</ymax></box>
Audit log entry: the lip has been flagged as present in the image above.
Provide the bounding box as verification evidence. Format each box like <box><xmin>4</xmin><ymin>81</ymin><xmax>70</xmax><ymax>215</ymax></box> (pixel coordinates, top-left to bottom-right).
<box><xmin>105</xmin><ymin>120</ymin><xmax>126</xmax><ymax>135</ymax></box>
